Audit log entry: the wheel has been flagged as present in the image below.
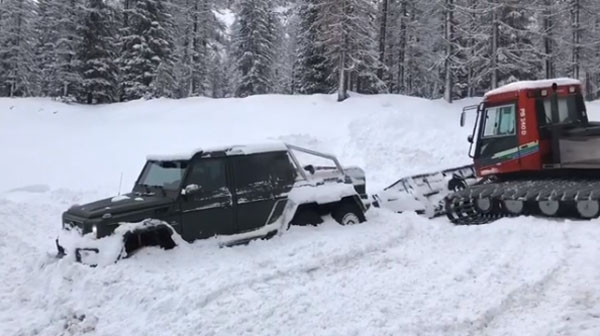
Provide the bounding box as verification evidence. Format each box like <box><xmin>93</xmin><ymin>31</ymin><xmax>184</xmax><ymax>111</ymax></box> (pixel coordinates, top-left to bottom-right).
<box><xmin>576</xmin><ymin>200</ymin><xmax>600</xmax><ymax>218</ymax></box>
<box><xmin>538</xmin><ymin>200</ymin><xmax>560</xmax><ymax>216</ymax></box>
<box><xmin>503</xmin><ymin>200</ymin><xmax>524</xmax><ymax>215</ymax></box>
<box><xmin>332</xmin><ymin>202</ymin><xmax>366</xmax><ymax>226</ymax></box>
<box><xmin>475</xmin><ymin>198</ymin><xmax>492</xmax><ymax>213</ymax></box>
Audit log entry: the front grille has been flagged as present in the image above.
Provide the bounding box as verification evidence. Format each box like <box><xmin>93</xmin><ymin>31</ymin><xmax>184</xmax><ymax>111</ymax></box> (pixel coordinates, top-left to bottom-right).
<box><xmin>63</xmin><ymin>214</ymin><xmax>85</xmax><ymax>231</ymax></box>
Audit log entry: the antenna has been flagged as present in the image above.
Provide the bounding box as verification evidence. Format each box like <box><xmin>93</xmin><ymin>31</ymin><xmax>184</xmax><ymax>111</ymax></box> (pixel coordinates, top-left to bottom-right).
<box><xmin>118</xmin><ymin>172</ymin><xmax>123</xmax><ymax>196</ymax></box>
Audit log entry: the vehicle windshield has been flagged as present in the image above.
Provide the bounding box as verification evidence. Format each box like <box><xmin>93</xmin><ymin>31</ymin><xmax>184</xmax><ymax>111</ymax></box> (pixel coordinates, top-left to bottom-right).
<box><xmin>137</xmin><ymin>161</ymin><xmax>188</xmax><ymax>191</ymax></box>
<box><xmin>536</xmin><ymin>94</ymin><xmax>587</xmax><ymax>126</ymax></box>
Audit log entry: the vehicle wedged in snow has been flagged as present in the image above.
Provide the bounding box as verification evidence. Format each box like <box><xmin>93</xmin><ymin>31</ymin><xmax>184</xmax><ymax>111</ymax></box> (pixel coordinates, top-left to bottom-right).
<box><xmin>56</xmin><ymin>142</ymin><xmax>367</xmax><ymax>265</ymax></box>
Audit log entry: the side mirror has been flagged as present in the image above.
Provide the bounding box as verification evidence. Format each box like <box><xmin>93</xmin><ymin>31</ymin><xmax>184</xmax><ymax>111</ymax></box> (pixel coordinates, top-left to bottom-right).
<box><xmin>467</xmin><ymin>135</ymin><xmax>474</xmax><ymax>143</ymax></box>
<box><xmin>181</xmin><ymin>184</ymin><xmax>201</xmax><ymax>196</ymax></box>
<box><xmin>460</xmin><ymin>111</ymin><xmax>466</xmax><ymax>127</ymax></box>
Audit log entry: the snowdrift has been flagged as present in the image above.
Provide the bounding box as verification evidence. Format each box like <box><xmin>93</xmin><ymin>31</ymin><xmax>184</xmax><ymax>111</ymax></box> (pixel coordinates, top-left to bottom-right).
<box><xmin>1</xmin><ymin>94</ymin><xmax>600</xmax><ymax>336</ymax></box>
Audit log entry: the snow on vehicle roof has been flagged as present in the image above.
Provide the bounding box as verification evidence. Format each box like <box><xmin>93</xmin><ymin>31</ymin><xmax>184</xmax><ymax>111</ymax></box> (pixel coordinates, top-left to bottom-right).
<box><xmin>146</xmin><ymin>141</ymin><xmax>289</xmax><ymax>161</ymax></box>
<box><xmin>484</xmin><ymin>78</ymin><xmax>581</xmax><ymax>97</ymax></box>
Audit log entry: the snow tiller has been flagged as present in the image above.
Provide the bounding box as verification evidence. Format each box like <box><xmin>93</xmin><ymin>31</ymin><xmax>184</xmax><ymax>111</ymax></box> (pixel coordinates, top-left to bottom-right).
<box><xmin>377</xmin><ymin>78</ymin><xmax>600</xmax><ymax>224</ymax></box>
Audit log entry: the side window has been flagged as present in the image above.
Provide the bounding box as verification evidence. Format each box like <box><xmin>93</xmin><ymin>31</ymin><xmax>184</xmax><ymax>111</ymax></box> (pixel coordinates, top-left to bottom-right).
<box><xmin>185</xmin><ymin>159</ymin><xmax>227</xmax><ymax>196</ymax></box>
<box><xmin>269</xmin><ymin>153</ymin><xmax>297</xmax><ymax>190</ymax></box>
<box><xmin>234</xmin><ymin>152</ymin><xmax>296</xmax><ymax>198</ymax></box>
<box><xmin>482</xmin><ymin>104</ymin><xmax>516</xmax><ymax>137</ymax></box>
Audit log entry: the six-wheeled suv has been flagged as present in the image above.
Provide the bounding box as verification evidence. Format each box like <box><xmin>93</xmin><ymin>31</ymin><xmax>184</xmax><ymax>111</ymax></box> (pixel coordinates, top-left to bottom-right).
<box><xmin>56</xmin><ymin>142</ymin><xmax>367</xmax><ymax>265</ymax></box>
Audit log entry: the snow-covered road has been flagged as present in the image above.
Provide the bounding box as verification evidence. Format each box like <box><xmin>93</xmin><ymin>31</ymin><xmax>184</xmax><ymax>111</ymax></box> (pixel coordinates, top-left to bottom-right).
<box><xmin>1</xmin><ymin>189</ymin><xmax>599</xmax><ymax>336</ymax></box>
<box><xmin>1</xmin><ymin>95</ymin><xmax>600</xmax><ymax>335</ymax></box>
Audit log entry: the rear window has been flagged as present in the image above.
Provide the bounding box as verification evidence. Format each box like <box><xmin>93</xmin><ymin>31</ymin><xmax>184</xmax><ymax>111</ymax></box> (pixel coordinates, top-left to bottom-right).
<box><xmin>536</xmin><ymin>94</ymin><xmax>586</xmax><ymax>125</ymax></box>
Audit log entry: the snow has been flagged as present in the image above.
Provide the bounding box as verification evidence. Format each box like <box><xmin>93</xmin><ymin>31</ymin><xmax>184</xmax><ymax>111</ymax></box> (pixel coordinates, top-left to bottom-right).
<box><xmin>214</xmin><ymin>8</ymin><xmax>235</xmax><ymax>34</ymax></box>
<box><xmin>2</xmin><ymin>94</ymin><xmax>600</xmax><ymax>335</ymax></box>
<box><xmin>146</xmin><ymin>141</ymin><xmax>289</xmax><ymax>161</ymax></box>
<box><xmin>111</xmin><ymin>195</ymin><xmax>130</xmax><ymax>202</ymax></box>
<box><xmin>485</xmin><ymin>78</ymin><xmax>581</xmax><ymax>97</ymax></box>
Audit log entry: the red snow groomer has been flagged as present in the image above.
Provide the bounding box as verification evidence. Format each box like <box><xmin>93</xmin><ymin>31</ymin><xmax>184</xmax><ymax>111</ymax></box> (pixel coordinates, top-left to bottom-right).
<box><xmin>446</xmin><ymin>78</ymin><xmax>600</xmax><ymax>224</ymax></box>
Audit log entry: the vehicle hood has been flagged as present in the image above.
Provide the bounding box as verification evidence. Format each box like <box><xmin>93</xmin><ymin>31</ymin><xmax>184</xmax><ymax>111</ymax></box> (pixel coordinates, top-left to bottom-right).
<box><xmin>65</xmin><ymin>193</ymin><xmax>173</xmax><ymax>219</ymax></box>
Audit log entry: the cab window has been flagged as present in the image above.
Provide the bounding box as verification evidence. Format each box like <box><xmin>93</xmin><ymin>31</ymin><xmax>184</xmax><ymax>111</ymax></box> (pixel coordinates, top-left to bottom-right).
<box><xmin>482</xmin><ymin>104</ymin><xmax>516</xmax><ymax>137</ymax></box>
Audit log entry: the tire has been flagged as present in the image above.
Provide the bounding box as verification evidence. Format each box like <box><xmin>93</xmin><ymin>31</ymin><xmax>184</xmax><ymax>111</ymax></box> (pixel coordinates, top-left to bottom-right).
<box><xmin>123</xmin><ymin>226</ymin><xmax>176</xmax><ymax>256</ymax></box>
<box><xmin>332</xmin><ymin>202</ymin><xmax>366</xmax><ymax>226</ymax></box>
<box><xmin>290</xmin><ymin>206</ymin><xmax>323</xmax><ymax>227</ymax></box>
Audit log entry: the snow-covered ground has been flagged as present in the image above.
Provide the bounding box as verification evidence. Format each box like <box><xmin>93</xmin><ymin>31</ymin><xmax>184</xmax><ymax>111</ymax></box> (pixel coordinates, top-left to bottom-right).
<box><xmin>1</xmin><ymin>94</ymin><xmax>600</xmax><ymax>335</ymax></box>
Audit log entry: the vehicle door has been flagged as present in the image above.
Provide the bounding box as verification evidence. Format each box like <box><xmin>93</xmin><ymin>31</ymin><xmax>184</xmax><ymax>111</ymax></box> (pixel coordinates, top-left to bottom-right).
<box><xmin>232</xmin><ymin>152</ymin><xmax>296</xmax><ymax>232</ymax></box>
<box><xmin>179</xmin><ymin>157</ymin><xmax>234</xmax><ymax>241</ymax></box>
<box><xmin>474</xmin><ymin>103</ymin><xmax>520</xmax><ymax>170</ymax></box>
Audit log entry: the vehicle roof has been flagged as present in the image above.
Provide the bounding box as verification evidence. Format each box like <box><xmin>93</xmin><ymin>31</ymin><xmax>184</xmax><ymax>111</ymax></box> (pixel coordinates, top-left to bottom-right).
<box><xmin>484</xmin><ymin>78</ymin><xmax>581</xmax><ymax>98</ymax></box>
<box><xmin>146</xmin><ymin>141</ymin><xmax>289</xmax><ymax>161</ymax></box>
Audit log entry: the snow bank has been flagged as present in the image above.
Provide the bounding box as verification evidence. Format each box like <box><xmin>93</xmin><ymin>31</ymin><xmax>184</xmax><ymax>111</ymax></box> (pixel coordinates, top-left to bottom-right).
<box><xmin>1</xmin><ymin>94</ymin><xmax>600</xmax><ymax>335</ymax></box>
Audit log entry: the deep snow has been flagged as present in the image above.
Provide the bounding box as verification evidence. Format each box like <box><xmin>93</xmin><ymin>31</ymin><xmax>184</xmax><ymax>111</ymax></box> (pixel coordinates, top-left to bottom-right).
<box><xmin>1</xmin><ymin>94</ymin><xmax>600</xmax><ymax>335</ymax></box>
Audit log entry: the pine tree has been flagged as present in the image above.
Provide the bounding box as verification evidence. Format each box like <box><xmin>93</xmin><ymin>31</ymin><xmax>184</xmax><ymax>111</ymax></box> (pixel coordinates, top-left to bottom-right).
<box><xmin>32</xmin><ymin>0</ymin><xmax>57</xmax><ymax>96</ymax></box>
<box><xmin>78</xmin><ymin>0</ymin><xmax>119</xmax><ymax>104</ymax></box>
<box><xmin>54</xmin><ymin>0</ymin><xmax>84</xmax><ymax>99</ymax></box>
<box><xmin>231</xmin><ymin>0</ymin><xmax>277</xmax><ymax>97</ymax></box>
<box><xmin>120</xmin><ymin>0</ymin><xmax>177</xmax><ymax>100</ymax></box>
<box><xmin>0</xmin><ymin>0</ymin><xmax>36</xmax><ymax>97</ymax></box>
<box><xmin>321</xmin><ymin>0</ymin><xmax>384</xmax><ymax>100</ymax></box>
<box><xmin>172</xmin><ymin>0</ymin><xmax>226</xmax><ymax>98</ymax></box>
<box><xmin>293</xmin><ymin>0</ymin><xmax>333</xmax><ymax>94</ymax></box>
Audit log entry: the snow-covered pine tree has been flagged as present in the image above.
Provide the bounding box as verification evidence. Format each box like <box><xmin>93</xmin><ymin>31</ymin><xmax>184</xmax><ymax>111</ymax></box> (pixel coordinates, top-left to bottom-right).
<box><xmin>443</xmin><ymin>0</ymin><xmax>454</xmax><ymax>103</ymax></box>
<box><xmin>53</xmin><ymin>0</ymin><xmax>85</xmax><ymax>99</ymax></box>
<box><xmin>172</xmin><ymin>0</ymin><xmax>226</xmax><ymax>98</ymax></box>
<box><xmin>293</xmin><ymin>0</ymin><xmax>333</xmax><ymax>94</ymax></box>
<box><xmin>494</xmin><ymin>0</ymin><xmax>542</xmax><ymax>85</ymax></box>
<box><xmin>120</xmin><ymin>0</ymin><xmax>177</xmax><ymax>100</ymax></box>
<box><xmin>378</xmin><ymin>0</ymin><xmax>409</xmax><ymax>94</ymax></box>
<box><xmin>272</xmin><ymin>5</ymin><xmax>295</xmax><ymax>94</ymax></box>
<box><xmin>231</xmin><ymin>0</ymin><xmax>277</xmax><ymax>97</ymax></box>
<box><xmin>566</xmin><ymin>0</ymin><xmax>600</xmax><ymax>99</ymax></box>
<box><xmin>32</xmin><ymin>0</ymin><xmax>58</xmax><ymax>97</ymax></box>
<box><xmin>320</xmin><ymin>0</ymin><xmax>384</xmax><ymax>101</ymax></box>
<box><xmin>78</xmin><ymin>0</ymin><xmax>119</xmax><ymax>104</ymax></box>
<box><xmin>0</xmin><ymin>0</ymin><xmax>36</xmax><ymax>97</ymax></box>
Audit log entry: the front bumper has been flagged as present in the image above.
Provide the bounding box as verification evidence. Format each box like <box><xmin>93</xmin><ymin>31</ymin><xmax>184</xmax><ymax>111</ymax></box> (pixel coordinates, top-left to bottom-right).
<box><xmin>55</xmin><ymin>228</ymin><xmax>125</xmax><ymax>266</ymax></box>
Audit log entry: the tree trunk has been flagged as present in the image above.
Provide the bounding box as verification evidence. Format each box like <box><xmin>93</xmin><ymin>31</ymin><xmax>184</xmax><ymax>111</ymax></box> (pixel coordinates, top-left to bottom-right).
<box><xmin>444</xmin><ymin>0</ymin><xmax>453</xmax><ymax>103</ymax></box>
<box><xmin>337</xmin><ymin>50</ymin><xmax>347</xmax><ymax>101</ymax></box>
<box><xmin>377</xmin><ymin>0</ymin><xmax>389</xmax><ymax>81</ymax></box>
<box><xmin>571</xmin><ymin>0</ymin><xmax>580</xmax><ymax>79</ymax></box>
<box><xmin>543</xmin><ymin>0</ymin><xmax>554</xmax><ymax>79</ymax></box>
<box><xmin>397</xmin><ymin>0</ymin><xmax>407</xmax><ymax>94</ymax></box>
<box><xmin>491</xmin><ymin>3</ymin><xmax>498</xmax><ymax>89</ymax></box>
<box><xmin>337</xmin><ymin>0</ymin><xmax>348</xmax><ymax>102</ymax></box>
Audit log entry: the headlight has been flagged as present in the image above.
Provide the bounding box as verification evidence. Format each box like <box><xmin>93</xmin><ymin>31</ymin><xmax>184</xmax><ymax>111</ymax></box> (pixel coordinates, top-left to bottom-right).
<box><xmin>92</xmin><ymin>224</ymin><xmax>98</xmax><ymax>238</ymax></box>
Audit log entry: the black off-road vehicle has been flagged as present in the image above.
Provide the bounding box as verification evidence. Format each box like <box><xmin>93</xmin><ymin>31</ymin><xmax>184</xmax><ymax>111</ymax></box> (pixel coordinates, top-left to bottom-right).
<box><xmin>57</xmin><ymin>142</ymin><xmax>367</xmax><ymax>265</ymax></box>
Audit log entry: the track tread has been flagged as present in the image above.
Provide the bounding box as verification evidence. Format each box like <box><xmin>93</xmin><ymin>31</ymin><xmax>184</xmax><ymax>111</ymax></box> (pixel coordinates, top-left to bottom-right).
<box><xmin>445</xmin><ymin>178</ymin><xmax>600</xmax><ymax>224</ymax></box>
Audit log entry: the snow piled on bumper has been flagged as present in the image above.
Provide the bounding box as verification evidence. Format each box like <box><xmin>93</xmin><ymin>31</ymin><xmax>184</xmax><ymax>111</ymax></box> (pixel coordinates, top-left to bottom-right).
<box><xmin>57</xmin><ymin>220</ymin><xmax>182</xmax><ymax>266</ymax></box>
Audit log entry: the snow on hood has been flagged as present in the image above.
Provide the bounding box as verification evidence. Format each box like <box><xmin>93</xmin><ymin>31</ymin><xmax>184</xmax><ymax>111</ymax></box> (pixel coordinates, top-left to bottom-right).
<box><xmin>485</xmin><ymin>78</ymin><xmax>581</xmax><ymax>97</ymax></box>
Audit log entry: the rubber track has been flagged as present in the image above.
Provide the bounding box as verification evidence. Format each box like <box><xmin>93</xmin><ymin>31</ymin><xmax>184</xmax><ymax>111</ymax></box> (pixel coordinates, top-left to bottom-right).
<box><xmin>445</xmin><ymin>178</ymin><xmax>600</xmax><ymax>225</ymax></box>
